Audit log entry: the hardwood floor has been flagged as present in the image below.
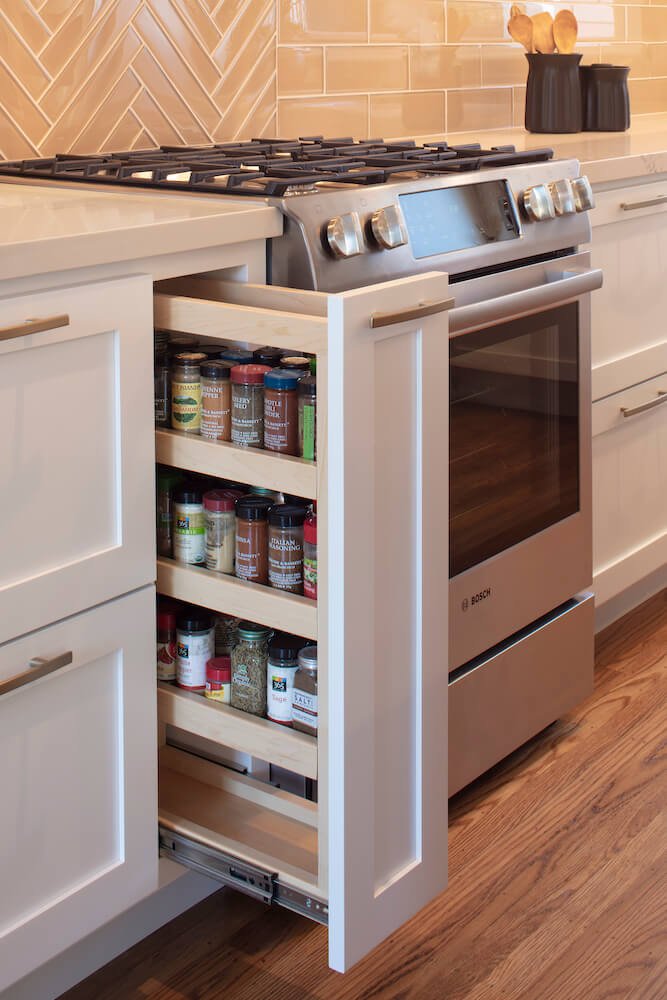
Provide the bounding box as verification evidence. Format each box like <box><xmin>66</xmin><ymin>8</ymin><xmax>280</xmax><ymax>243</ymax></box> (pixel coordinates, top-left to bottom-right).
<box><xmin>62</xmin><ymin>590</ymin><xmax>667</xmax><ymax>1000</ymax></box>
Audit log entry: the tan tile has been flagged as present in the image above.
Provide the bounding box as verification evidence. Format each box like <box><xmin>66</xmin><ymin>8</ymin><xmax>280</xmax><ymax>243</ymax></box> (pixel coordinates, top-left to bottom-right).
<box><xmin>278</xmin><ymin>95</ymin><xmax>369</xmax><ymax>137</ymax></box>
<box><xmin>278</xmin><ymin>46</ymin><xmax>324</xmax><ymax>95</ymax></box>
<box><xmin>370</xmin><ymin>91</ymin><xmax>445</xmax><ymax>138</ymax></box>
<box><xmin>628</xmin><ymin>5</ymin><xmax>667</xmax><ymax>40</ymax></box>
<box><xmin>481</xmin><ymin>44</ymin><xmax>529</xmax><ymax>87</ymax></box>
<box><xmin>212</xmin><ymin>1</ymin><xmax>275</xmax><ymax>93</ymax></box>
<box><xmin>146</xmin><ymin>0</ymin><xmax>221</xmax><ymax>94</ymax></box>
<box><xmin>327</xmin><ymin>45</ymin><xmax>409</xmax><ymax>93</ymax></box>
<box><xmin>447</xmin><ymin>2</ymin><xmax>507</xmax><ymax>44</ymax></box>
<box><xmin>217</xmin><ymin>46</ymin><xmax>275</xmax><ymax>139</ymax></box>
<box><xmin>70</xmin><ymin>69</ymin><xmax>142</xmax><ymax>153</ymax></box>
<box><xmin>278</xmin><ymin>0</ymin><xmax>367</xmax><ymax>43</ymax></box>
<box><xmin>568</xmin><ymin>3</ymin><xmax>625</xmax><ymax>43</ymax></box>
<box><xmin>447</xmin><ymin>87</ymin><xmax>513</xmax><ymax>132</ymax></box>
<box><xmin>0</xmin><ymin>0</ymin><xmax>50</xmax><ymax>51</ymax></box>
<box><xmin>0</xmin><ymin>16</ymin><xmax>51</xmax><ymax>99</ymax></box>
<box><xmin>600</xmin><ymin>42</ymin><xmax>667</xmax><ymax>77</ymax></box>
<box><xmin>513</xmin><ymin>85</ymin><xmax>527</xmax><ymax>128</ymax></box>
<box><xmin>370</xmin><ymin>0</ymin><xmax>444</xmax><ymax>43</ymax></box>
<box><xmin>410</xmin><ymin>45</ymin><xmax>481</xmax><ymax>90</ymax></box>
<box><xmin>629</xmin><ymin>77</ymin><xmax>667</xmax><ymax>113</ymax></box>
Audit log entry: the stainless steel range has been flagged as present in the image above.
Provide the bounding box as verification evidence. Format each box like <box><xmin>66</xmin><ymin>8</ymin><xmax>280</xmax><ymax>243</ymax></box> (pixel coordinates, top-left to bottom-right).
<box><xmin>0</xmin><ymin>137</ymin><xmax>601</xmax><ymax>793</ymax></box>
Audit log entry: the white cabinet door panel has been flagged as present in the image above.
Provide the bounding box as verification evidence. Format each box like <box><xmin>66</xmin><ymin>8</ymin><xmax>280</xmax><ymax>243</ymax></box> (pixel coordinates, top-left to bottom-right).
<box><xmin>0</xmin><ymin>276</ymin><xmax>154</xmax><ymax>644</ymax></box>
<box><xmin>0</xmin><ymin>587</ymin><xmax>157</xmax><ymax>992</ymax></box>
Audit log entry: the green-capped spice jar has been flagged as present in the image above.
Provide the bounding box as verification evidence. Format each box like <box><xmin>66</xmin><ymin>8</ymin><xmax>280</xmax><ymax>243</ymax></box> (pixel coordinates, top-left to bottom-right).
<box><xmin>231</xmin><ymin>621</ymin><xmax>273</xmax><ymax>716</ymax></box>
<box><xmin>298</xmin><ymin>376</ymin><xmax>317</xmax><ymax>461</ymax></box>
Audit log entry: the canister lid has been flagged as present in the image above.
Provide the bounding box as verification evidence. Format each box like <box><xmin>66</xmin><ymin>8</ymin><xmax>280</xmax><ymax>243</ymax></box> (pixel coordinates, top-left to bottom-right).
<box><xmin>297</xmin><ymin>645</ymin><xmax>318</xmax><ymax>670</ymax></box>
<box><xmin>203</xmin><ymin>489</ymin><xmax>237</xmax><ymax>512</ymax></box>
<box><xmin>253</xmin><ymin>346</ymin><xmax>284</xmax><ymax>366</ymax></box>
<box><xmin>177</xmin><ymin>610</ymin><xmax>213</xmax><ymax>632</ymax></box>
<box><xmin>237</xmin><ymin>621</ymin><xmax>273</xmax><ymax>640</ymax></box>
<box><xmin>269</xmin><ymin>633</ymin><xmax>307</xmax><ymax>661</ymax></box>
<box><xmin>264</xmin><ymin>368</ymin><xmax>302</xmax><ymax>391</ymax></box>
<box><xmin>236</xmin><ymin>495</ymin><xmax>273</xmax><ymax>520</ymax></box>
<box><xmin>200</xmin><ymin>360</ymin><xmax>233</xmax><ymax>380</ymax></box>
<box><xmin>268</xmin><ymin>503</ymin><xmax>308</xmax><ymax>528</ymax></box>
<box><xmin>231</xmin><ymin>363</ymin><xmax>272</xmax><ymax>384</ymax></box>
<box><xmin>298</xmin><ymin>375</ymin><xmax>317</xmax><ymax>397</ymax></box>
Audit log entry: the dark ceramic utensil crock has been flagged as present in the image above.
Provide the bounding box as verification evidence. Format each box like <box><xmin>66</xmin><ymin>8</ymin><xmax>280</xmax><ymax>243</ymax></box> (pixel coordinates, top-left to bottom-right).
<box><xmin>525</xmin><ymin>52</ymin><xmax>583</xmax><ymax>133</ymax></box>
<box><xmin>580</xmin><ymin>63</ymin><xmax>630</xmax><ymax>131</ymax></box>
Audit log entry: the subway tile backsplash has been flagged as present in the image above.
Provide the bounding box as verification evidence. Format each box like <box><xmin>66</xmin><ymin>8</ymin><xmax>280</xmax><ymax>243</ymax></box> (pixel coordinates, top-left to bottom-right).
<box><xmin>0</xmin><ymin>0</ymin><xmax>665</xmax><ymax>160</ymax></box>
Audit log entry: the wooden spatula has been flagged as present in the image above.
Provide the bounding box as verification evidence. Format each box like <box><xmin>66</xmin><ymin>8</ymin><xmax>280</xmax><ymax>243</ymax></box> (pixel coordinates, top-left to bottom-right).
<box><xmin>553</xmin><ymin>9</ymin><xmax>578</xmax><ymax>54</ymax></box>
<box><xmin>532</xmin><ymin>12</ymin><xmax>555</xmax><ymax>54</ymax></box>
<box><xmin>508</xmin><ymin>12</ymin><xmax>534</xmax><ymax>53</ymax></box>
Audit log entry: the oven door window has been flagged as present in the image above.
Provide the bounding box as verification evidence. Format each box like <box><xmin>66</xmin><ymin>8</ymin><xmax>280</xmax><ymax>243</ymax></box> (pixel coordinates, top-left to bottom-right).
<box><xmin>450</xmin><ymin>303</ymin><xmax>579</xmax><ymax>578</ymax></box>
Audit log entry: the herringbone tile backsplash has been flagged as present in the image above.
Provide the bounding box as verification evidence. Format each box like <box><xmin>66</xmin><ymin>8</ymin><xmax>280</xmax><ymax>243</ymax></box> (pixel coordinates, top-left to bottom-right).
<box><xmin>1</xmin><ymin>0</ymin><xmax>665</xmax><ymax>159</ymax></box>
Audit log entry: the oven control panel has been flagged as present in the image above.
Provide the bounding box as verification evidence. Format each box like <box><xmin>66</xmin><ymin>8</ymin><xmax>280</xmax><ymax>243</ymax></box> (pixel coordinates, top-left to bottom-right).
<box><xmin>522</xmin><ymin>175</ymin><xmax>594</xmax><ymax>222</ymax></box>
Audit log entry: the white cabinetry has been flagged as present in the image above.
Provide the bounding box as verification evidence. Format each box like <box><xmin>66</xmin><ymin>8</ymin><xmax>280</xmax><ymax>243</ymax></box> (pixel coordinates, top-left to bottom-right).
<box><xmin>0</xmin><ymin>586</ymin><xmax>158</xmax><ymax>992</ymax></box>
<box><xmin>0</xmin><ymin>276</ymin><xmax>155</xmax><ymax>644</ymax></box>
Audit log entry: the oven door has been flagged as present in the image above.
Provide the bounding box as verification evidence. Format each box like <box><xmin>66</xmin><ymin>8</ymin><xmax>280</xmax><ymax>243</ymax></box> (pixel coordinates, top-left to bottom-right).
<box><xmin>449</xmin><ymin>251</ymin><xmax>601</xmax><ymax>669</ymax></box>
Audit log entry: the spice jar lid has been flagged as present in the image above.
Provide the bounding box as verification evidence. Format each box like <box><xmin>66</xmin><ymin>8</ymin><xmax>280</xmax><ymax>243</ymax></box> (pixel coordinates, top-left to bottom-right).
<box><xmin>219</xmin><ymin>347</ymin><xmax>254</xmax><ymax>364</ymax></box>
<box><xmin>298</xmin><ymin>645</ymin><xmax>318</xmax><ymax>670</ymax></box>
<box><xmin>157</xmin><ymin>467</ymin><xmax>184</xmax><ymax>491</ymax></box>
<box><xmin>236</xmin><ymin>495</ymin><xmax>274</xmax><ymax>520</ymax></box>
<box><xmin>206</xmin><ymin>656</ymin><xmax>231</xmax><ymax>681</ymax></box>
<box><xmin>298</xmin><ymin>375</ymin><xmax>317</xmax><ymax>397</ymax></box>
<box><xmin>157</xmin><ymin>608</ymin><xmax>177</xmax><ymax>630</ymax></box>
<box><xmin>177</xmin><ymin>610</ymin><xmax>213</xmax><ymax>632</ymax></box>
<box><xmin>253</xmin><ymin>346</ymin><xmax>284</xmax><ymax>366</ymax></box>
<box><xmin>200</xmin><ymin>360</ymin><xmax>233</xmax><ymax>380</ymax></box>
<box><xmin>203</xmin><ymin>489</ymin><xmax>237</xmax><ymax>512</ymax></box>
<box><xmin>264</xmin><ymin>368</ymin><xmax>302</xmax><ymax>391</ymax></box>
<box><xmin>281</xmin><ymin>356</ymin><xmax>311</xmax><ymax>372</ymax></box>
<box><xmin>237</xmin><ymin>621</ymin><xmax>272</xmax><ymax>640</ymax></box>
<box><xmin>268</xmin><ymin>503</ymin><xmax>308</xmax><ymax>528</ymax></box>
<box><xmin>269</xmin><ymin>633</ymin><xmax>306</xmax><ymax>661</ymax></box>
<box><xmin>304</xmin><ymin>511</ymin><xmax>317</xmax><ymax>543</ymax></box>
<box><xmin>172</xmin><ymin>485</ymin><xmax>203</xmax><ymax>505</ymax></box>
<box><xmin>249</xmin><ymin>486</ymin><xmax>282</xmax><ymax>502</ymax></box>
<box><xmin>231</xmin><ymin>363</ymin><xmax>272</xmax><ymax>385</ymax></box>
<box><xmin>174</xmin><ymin>351</ymin><xmax>208</xmax><ymax>365</ymax></box>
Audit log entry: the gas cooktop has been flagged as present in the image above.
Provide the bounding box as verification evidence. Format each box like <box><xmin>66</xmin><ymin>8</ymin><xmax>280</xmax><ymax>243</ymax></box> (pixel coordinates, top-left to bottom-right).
<box><xmin>0</xmin><ymin>137</ymin><xmax>555</xmax><ymax>198</ymax></box>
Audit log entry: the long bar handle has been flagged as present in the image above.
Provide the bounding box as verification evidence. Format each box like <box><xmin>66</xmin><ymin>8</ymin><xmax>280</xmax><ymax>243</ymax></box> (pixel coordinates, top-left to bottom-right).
<box><xmin>0</xmin><ymin>651</ymin><xmax>73</xmax><ymax>697</ymax></box>
<box><xmin>620</xmin><ymin>195</ymin><xmax>667</xmax><ymax>212</ymax></box>
<box><xmin>0</xmin><ymin>314</ymin><xmax>70</xmax><ymax>343</ymax></box>
<box><xmin>370</xmin><ymin>297</ymin><xmax>454</xmax><ymax>329</ymax></box>
<box><xmin>621</xmin><ymin>390</ymin><xmax>667</xmax><ymax>418</ymax></box>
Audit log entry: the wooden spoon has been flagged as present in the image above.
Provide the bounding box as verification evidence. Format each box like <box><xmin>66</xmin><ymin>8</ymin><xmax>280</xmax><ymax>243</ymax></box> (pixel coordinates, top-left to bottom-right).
<box><xmin>532</xmin><ymin>12</ymin><xmax>556</xmax><ymax>54</ymax></box>
<box><xmin>508</xmin><ymin>13</ymin><xmax>534</xmax><ymax>53</ymax></box>
<box><xmin>510</xmin><ymin>4</ymin><xmax>524</xmax><ymax>18</ymax></box>
<box><xmin>553</xmin><ymin>9</ymin><xmax>578</xmax><ymax>54</ymax></box>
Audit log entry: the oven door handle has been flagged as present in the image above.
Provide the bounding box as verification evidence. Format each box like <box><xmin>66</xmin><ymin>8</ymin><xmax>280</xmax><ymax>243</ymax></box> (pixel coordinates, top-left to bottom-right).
<box><xmin>449</xmin><ymin>267</ymin><xmax>603</xmax><ymax>335</ymax></box>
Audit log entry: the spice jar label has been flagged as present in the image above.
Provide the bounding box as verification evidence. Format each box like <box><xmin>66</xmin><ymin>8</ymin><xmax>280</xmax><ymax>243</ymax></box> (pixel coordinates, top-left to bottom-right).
<box><xmin>176</xmin><ymin>632</ymin><xmax>214</xmax><ymax>690</ymax></box>
<box><xmin>292</xmin><ymin>689</ymin><xmax>318</xmax><ymax>730</ymax></box>
<box><xmin>157</xmin><ymin>640</ymin><xmax>177</xmax><ymax>681</ymax></box>
<box><xmin>172</xmin><ymin>380</ymin><xmax>202</xmax><ymax>431</ymax></box>
<box><xmin>301</xmin><ymin>403</ymin><xmax>316</xmax><ymax>461</ymax></box>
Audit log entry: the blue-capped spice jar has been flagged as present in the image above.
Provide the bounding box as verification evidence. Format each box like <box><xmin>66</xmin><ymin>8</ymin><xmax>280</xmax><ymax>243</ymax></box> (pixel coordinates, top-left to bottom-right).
<box><xmin>264</xmin><ymin>368</ymin><xmax>301</xmax><ymax>455</ymax></box>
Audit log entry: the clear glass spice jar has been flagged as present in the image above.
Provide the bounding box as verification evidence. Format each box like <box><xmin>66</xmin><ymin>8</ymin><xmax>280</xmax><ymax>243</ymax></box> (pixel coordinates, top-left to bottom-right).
<box><xmin>171</xmin><ymin>352</ymin><xmax>207</xmax><ymax>433</ymax></box>
<box><xmin>231</xmin><ymin>364</ymin><xmax>272</xmax><ymax>448</ymax></box>
<box><xmin>253</xmin><ymin>345</ymin><xmax>284</xmax><ymax>367</ymax></box>
<box><xmin>280</xmin><ymin>356</ymin><xmax>312</xmax><ymax>376</ymax></box>
<box><xmin>267</xmin><ymin>633</ymin><xmax>305</xmax><ymax>726</ymax></box>
<box><xmin>172</xmin><ymin>485</ymin><xmax>206</xmax><ymax>565</ymax></box>
<box><xmin>231</xmin><ymin>621</ymin><xmax>272</xmax><ymax>716</ymax></box>
<box><xmin>298</xmin><ymin>376</ymin><xmax>317</xmax><ymax>461</ymax></box>
<box><xmin>264</xmin><ymin>368</ymin><xmax>300</xmax><ymax>455</ymax></box>
<box><xmin>268</xmin><ymin>504</ymin><xmax>306</xmax><ymax>594</ymax></box>
<box><xmin>204</xmin><ymin>490</ymin><xmax>237</xmax><ymax>575</ymax></box>
<box><xmin>292</xmin><ymin>645</ymin><xmax>318</xmax><ymax>736</ymax></box>
<box><xmin>154</xmin><ymin>330</ymin><xmax>170</xmax><ymax>427</ymax></box>
<box><xmin>176</xmin><ymin>610</ymin><xmax>215</xmax><ymax>692</ymax></box>
<box><xmin>235</xmin><ymin>495</ymin><xmax>273</xmax><ymax>584</ymax></box>
<box><xmin>156</xmin><ymin>467</ymin><xmax>184</xmax><ymax>558</ymax></box>
<box><xmin>303</xmin><ymin>506</ymin><xmax>317</xmax><ymax>601</ymax></box>
<box><xmin>200</xmin><ymin>360</ymin><xmax>233</xmax><ymax>441</ymax></box>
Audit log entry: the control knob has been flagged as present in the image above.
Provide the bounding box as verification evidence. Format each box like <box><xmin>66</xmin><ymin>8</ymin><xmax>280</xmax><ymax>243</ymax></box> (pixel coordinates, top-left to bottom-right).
<box><xmin>548</xmin><ymin>178</ymin><xmax>576</xmax><ymax>216</ymax></box>
<box><xmin>571</xmin><ymin>175</ymin><xmax>595</xmax><ymax>213</ymax></box>
<box><xmin>370</xmin><ymin>204</ymin><xmax>408</xmax><ymax>250</ymax></box>
<box><xmin>522</xmin><ymin>184</ymin><xmax>556</xmax><ymax>222</ymax></box>
<box><xmin>325</xmin><ymin>212</ymin><xmax>365</xmax><ymax>258</ymax></box>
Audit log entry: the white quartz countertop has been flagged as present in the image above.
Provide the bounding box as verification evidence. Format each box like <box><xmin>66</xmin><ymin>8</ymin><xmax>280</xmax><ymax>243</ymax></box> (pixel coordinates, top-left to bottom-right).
<box><xmin>413</xmin><ymin>114</ymin><xmax>667</xmax><ymax>186</ymax></box>
<box><xmin>0</xmin><ymin>181</ymin><xmax>282</xmax><ymax>283</ymax></box>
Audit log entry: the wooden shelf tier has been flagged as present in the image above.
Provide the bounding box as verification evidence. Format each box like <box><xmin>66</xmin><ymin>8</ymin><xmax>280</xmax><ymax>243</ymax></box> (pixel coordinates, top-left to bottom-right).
<box><xmin>155</xmin><ymin>428</ymin><xmax>316</xmax><ymax>499</ymax></box>
<box><xmin>157</xmin><ymin>558</ymin><xmax>318</xmax><ymax>641</ymax></box>
<box><xmin>158</xmin><ymin>683</ymin><xmax>318</xmax><ymax>779</ymax></box>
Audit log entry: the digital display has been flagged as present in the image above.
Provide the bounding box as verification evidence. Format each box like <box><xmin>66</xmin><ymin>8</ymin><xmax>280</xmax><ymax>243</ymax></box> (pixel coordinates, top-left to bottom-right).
<box><xmin>399</xmin><ymin>180</ymin><xmax>519</xmax><ymax>259</ymax></box>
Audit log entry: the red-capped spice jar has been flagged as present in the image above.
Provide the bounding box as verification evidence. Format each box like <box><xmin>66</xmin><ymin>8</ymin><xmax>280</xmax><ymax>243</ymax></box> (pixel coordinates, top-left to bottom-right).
<box><xmin>205</xmin><ymin>656</ymin><xmax>231</xmax><ymax>703</ymax></box>
<box><xmin>303</xmin><ymin>506</ymin><xmax>317</xmax><ymax>601</ymax></box>
<box><xmin>263</xmin><ymin>368</ymin><xmax>300</xmax><ymax>455</ymax></box>
<box><xmin>204</xmin><ymin>489</ymin><xmax>237</xmax><ymax>575</ymax></box>
<box><xmin>156</xmin><ymin>600</ymin><xmax>178</xmax><ymax>682</ymax></box>
<box><xmin>231</xmin><ymin>364</ymin><xmax>272</xmax><ymax>449</ymax></box>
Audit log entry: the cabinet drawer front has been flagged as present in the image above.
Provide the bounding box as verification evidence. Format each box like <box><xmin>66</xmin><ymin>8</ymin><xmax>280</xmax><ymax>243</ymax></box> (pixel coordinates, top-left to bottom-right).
<box><xmin>0</xmin><ymin>276</ymin><xmax>155</xmax><ymax>643</ymax></box>
<box><xmin>593</xmin><ymin>374</ymin><xmax>667</xmax><ymax>604</ymax></box>
<box><xmin>0</xmin><ymin>587</ymin><xmax>157</xmax><ymax>992</ymax></box>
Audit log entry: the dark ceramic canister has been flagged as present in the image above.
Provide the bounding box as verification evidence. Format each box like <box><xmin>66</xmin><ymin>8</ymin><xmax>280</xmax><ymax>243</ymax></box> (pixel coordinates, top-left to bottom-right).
<box><xmin>580</xmin><ymin>64</ymin><xmax>630</xmax><ymax>131</ymax></box>
<box><xmin>525</xmin><ymin>53</ymin><xmax>583</xmax><ymax>133</ymax></box>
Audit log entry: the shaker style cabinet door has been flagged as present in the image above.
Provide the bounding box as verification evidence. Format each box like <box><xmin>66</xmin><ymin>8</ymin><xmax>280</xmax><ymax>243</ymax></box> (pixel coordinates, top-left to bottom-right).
<box><xmin>0</xmin><ymin>586</ymin><xmax>157</xmax><ymax>993</ymax></box>
<box><xmin>326</xmin><ymin>272</ymin><xmax>452</xmax><ymax>971</ymax></box>
<box><xmin>0</xmin><ymin>276</ymin><xmax>155</xmax><ymax>644</ymax></box>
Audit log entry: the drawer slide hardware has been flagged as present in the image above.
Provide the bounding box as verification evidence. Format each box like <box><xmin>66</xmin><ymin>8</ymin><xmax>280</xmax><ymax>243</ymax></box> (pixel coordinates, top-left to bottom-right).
<box><xmin>159</xmin><ymin>828</ymin><xmax>328</xmax><ymax>924</ymax></box>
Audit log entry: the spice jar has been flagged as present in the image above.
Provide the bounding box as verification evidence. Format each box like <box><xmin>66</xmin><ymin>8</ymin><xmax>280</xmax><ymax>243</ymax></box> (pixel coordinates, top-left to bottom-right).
<box><xmin>205</xmin><ymin>656</ymin><xmax>231</xmax><ymax>703</ymax></box>
<box><xmin>249</xmin><ymin>486</ymin><xmax>284</xmax><ymax>503</ymax></box>
<box><xmin>281</xmin><ymin>356</ymin><xmax>312</xmax><ymax>376</ymax></box>
<box><xmin>298</xmin><ymin>376</ymin><xmax>317</xmax><ymax>461</ymax></box>
<box><xmin>156</xmin><ymin>600</ymin><xmax>178</xmax><ymax>682</ymax></box>
<box><xmin>172</xmin><ymin>486</ymin><xmax>206</xmax><ymax>565</ymax></box>
<box><xmin>171</xmin><ymin>352</ymin><xmax>207</xmax><ymax>433</ymax></box>
<box><xmin>204</xmin><ymin>490</ymin><xmax>236</xmax><ymax>574</ymax></box>
<box><xmin>267</xmin><ymin>634</ymin><xmax>305</xmax><ymax>726</ymax></box>
<box><xmin>268</xmin><ymin>504</ymin><xmax>306</xmax><ymax>594</ymax></box>
<box><xmin>264</xmin><ymin>369</ymin><xmax>300</xmax><ymax>455</ymax></box>
<box><xmin>304</xmin><ymin>506</ymin><xmax>317</xmax><ymax>601</ymax></box>
<box><xmin>156</xmin><ymin>467</ymin><xmax>184</xmax><ymax>558</ymax></box>
<box><xmin>292</xmin><ymin>646</ymin><xmax>318</xmax><ymax>735</ymax></box>
<box><xmin>220</xmin><ymin>347</ymin><xmax>254</xmax><ymax>366</ymax></box>
<box><xmin>176</xmin><ymin>610</ymin><xmax>215</xmax><ymax>691</ymax></box>
<box><xmin>154</xmin><ymin>330</ymin><xmax>170</xmax><ymax>427</ymax></box>
<box><xmin>215</xmin><ymin>613</ymin><xmax>241</xmax><ymax>656</ymax></box>
<box><xmin>235</xmin><ymin>495</ymin><xmax>272</xmax><ymax>584</ymax></box>
<box><xmin>231</xmin><ymin>621</ymin><xmax>272</xmax><ymax>716</ymax></box>
<box><xmin>168</xmin><ymin>333</ymin><xmax>199</xmax><ymax>357</ymax></box>
<box><xmin>253</xmin><ymin>346</ymin><xmax>284</xmax><ymax>367</ymax></box>
<box><xmin>200</xmin><ymin>361</ymin><xmax>232</xmax><ymax>441</ymax></box>
<box><xmin>231</xmin><ymin>364</ymin><xmax>272</xmax><ymax>449</ymax></box>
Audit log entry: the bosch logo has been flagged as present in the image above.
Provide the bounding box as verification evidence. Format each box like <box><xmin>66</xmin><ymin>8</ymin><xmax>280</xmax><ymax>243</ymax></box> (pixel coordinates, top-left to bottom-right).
<box><xmin>462</xmin><ymin>589</ymin><xmax>492</xmax><ymax>612</ymax></box>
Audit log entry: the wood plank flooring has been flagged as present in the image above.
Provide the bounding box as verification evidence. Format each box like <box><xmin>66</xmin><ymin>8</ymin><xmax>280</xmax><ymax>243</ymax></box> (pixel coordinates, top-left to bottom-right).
<box><xmin>62</xmin><ymin>590</ymin><xmax>667</xmax><ymax>1000</ymax></box>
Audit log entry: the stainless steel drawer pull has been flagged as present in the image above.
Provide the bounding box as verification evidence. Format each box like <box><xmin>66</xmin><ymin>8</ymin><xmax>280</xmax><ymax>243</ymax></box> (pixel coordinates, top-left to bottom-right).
<box><xmin>620</xmin><ymin>196</ymin><xmax>667</xmax><ymax>212</ymax></box>
<box><xmin>0</xmin><ymin>651</ymin><xmax>73</xmax><ymax>697</ymax></box>
<box><xmin>0</xmin><ymin>314</ymin><xmax>70</xmax><ymax>343</ymax></box>
<box><xmin>621</xmin><ymin>390</ymin><xmax>667</xmax><ymax>418</ymax></box>
<box><xmin>370</xmin><ymin>297</ymin><xmax>454</xmax><ymax>329</ymax></box>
